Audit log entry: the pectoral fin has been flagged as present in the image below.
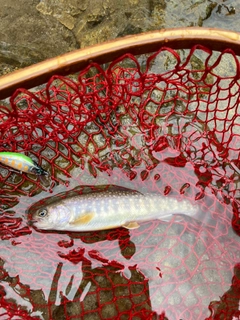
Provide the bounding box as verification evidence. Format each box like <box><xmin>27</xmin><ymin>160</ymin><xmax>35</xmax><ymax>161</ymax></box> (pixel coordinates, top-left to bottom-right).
<box><xmin>122</xmin><ymin>221</ymin><xmax>140</xmax><ymax>229</ymax></box>
<box><xmin>70</xmin><ymin>213</ymin><xmax>94</xmax><ymax>226</ymax></box>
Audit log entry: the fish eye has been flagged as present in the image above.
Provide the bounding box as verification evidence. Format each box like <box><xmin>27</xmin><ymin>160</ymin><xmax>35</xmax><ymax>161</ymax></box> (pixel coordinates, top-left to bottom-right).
<box><xmin>38</xmin><ymin>209</ymin><xmax>48</xmax><ymax>218</ymax></box>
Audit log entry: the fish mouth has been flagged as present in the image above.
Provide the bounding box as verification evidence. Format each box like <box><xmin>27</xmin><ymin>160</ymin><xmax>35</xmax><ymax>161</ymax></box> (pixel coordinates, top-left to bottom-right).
<box><xmin>28</xmin><ymin>220</ymin><xmax>37</xmax><ymax>226</ymax></box>
<box><xmin>28</xmin><ymin>219</ymin><xmax>52</xmax><ymax>230</ymax></box>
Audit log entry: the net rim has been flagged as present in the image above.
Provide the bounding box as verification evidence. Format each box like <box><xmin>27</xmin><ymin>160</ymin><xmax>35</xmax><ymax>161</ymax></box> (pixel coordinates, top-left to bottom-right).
<box><xmin>1</xmin><ymin>27</ymin><xmax>240</xmax><ymax>99</ymax></box>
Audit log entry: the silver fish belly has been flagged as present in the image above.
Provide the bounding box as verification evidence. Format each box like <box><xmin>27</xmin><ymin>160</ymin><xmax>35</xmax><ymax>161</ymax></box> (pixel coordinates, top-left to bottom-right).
<box><xmin>28</xmin><ymin>186</ymin><xmax>199</xmax><ymax>232</ymax></box>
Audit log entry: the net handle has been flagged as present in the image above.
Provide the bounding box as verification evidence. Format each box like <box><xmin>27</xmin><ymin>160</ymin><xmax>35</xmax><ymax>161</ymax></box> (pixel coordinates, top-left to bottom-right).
<box><xmin>0</xmin><ymin>27</ymin><xmax>240</xmax><ymax>99</ymax></box>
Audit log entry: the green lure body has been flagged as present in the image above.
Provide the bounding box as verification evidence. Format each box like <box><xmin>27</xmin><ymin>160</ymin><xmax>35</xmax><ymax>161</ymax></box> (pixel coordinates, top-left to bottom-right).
<box><xmin>0</xmin><ymin>152</ymin><xmax>48</xmax><ymax>175</ymax></box>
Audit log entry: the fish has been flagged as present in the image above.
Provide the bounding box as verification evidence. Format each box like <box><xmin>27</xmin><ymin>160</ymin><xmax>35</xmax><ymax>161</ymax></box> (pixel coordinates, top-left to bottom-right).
<box><xmin>0</xmin><ymin>152</ymin><xmax>48</xmax><ymax>175</ymax></box>
<box><xmin>28</xmin><ymin>185</ymin><xmax>199</xmax><ymax>232</ymax></box>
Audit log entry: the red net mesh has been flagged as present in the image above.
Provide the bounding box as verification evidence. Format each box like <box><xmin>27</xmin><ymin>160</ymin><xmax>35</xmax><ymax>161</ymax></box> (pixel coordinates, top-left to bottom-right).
<box><xmin>0</xmin><ymin>44</ymin><xmax>239</xmax><ymax>319</ymax></box>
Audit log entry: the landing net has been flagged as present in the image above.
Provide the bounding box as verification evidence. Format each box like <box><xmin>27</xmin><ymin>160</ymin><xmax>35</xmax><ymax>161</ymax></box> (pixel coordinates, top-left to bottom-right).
<box><xmin>0</xmin><ymin>43</ymin><xmax>239</xmax><ymax>319</ymax></box>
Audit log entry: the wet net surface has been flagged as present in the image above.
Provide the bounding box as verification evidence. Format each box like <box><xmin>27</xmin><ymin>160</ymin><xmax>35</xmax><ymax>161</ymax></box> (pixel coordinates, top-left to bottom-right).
<box><xmin>0</xmin><ymin>45</ymin><xmax>239</xmax><ymax>319</ymax></box>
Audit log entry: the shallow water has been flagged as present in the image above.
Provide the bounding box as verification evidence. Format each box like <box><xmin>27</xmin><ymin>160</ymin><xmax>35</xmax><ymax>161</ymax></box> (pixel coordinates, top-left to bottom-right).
<box><xmin>0</xmin><ymin>48</ymin><xmax>239</xmax><ymax>319</ymax></box>
<box><xmin>0</xmin><ymin>160</ymin><xmax>239</xmax><ymax>319</ymax></box>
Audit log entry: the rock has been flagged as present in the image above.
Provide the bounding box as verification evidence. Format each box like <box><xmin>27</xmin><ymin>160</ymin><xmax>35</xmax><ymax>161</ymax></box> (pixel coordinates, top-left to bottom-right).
<box><xmin>0</xmin><ymin>0</ymin><xmax>239</xmax><ymax>78</ymax></box>
<box><xmin>0</xmin><ymin>0</ymin><xmax>78</xmax><ymax>70</ymax></box>
<box><xmin>36</xmin><ymin>0</ymin><xmax>88</xmax><ymax>30</ymax></box>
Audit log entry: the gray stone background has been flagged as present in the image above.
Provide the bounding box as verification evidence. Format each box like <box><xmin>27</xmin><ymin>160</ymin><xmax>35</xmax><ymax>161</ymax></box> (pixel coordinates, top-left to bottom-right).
<box><xmin>0</xmin><ymin>0</ymin><xmax>238</xmax><ymax>76</ymax></box>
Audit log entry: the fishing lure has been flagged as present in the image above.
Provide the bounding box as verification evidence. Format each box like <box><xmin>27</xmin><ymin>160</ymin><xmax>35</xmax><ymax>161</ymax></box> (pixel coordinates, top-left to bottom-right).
<box><xmin>0</xmin><ymin>152</ymin><xmax>48</xmax><ymax>175</ymax></box>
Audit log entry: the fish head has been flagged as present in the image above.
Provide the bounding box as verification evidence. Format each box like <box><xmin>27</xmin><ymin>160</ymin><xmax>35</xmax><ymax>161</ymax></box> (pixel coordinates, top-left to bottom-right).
<box><xmin>28</xmin><ymin>199</ymin><xmax>71</xmax><ymax>230</ymax></box>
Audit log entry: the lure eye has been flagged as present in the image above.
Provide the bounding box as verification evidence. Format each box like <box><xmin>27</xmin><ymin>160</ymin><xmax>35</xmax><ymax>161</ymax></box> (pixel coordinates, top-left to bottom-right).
<box><xmin>38</xmin><ymin>209</ymin><xmax>48</xmax><ymax>218</ymax></box>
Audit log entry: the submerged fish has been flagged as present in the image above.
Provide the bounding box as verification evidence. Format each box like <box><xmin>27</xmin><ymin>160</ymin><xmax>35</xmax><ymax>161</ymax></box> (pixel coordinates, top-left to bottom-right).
<box><xmin>0</xmin><ymin>152</ymin><xmax>48</xmax><ymax>175</ymax></box>
<box><xmin>28</xmin><ymin>185</ymin><xmax>199</xmax><ymax>231</ymax></box>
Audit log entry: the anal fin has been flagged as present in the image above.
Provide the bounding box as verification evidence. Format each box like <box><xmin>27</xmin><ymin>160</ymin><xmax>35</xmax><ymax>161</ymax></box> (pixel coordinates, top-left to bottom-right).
<box><xmin>122</xmin><ymin>221</ymin><xmax>140</xmax><ymax>229</ymax></box>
